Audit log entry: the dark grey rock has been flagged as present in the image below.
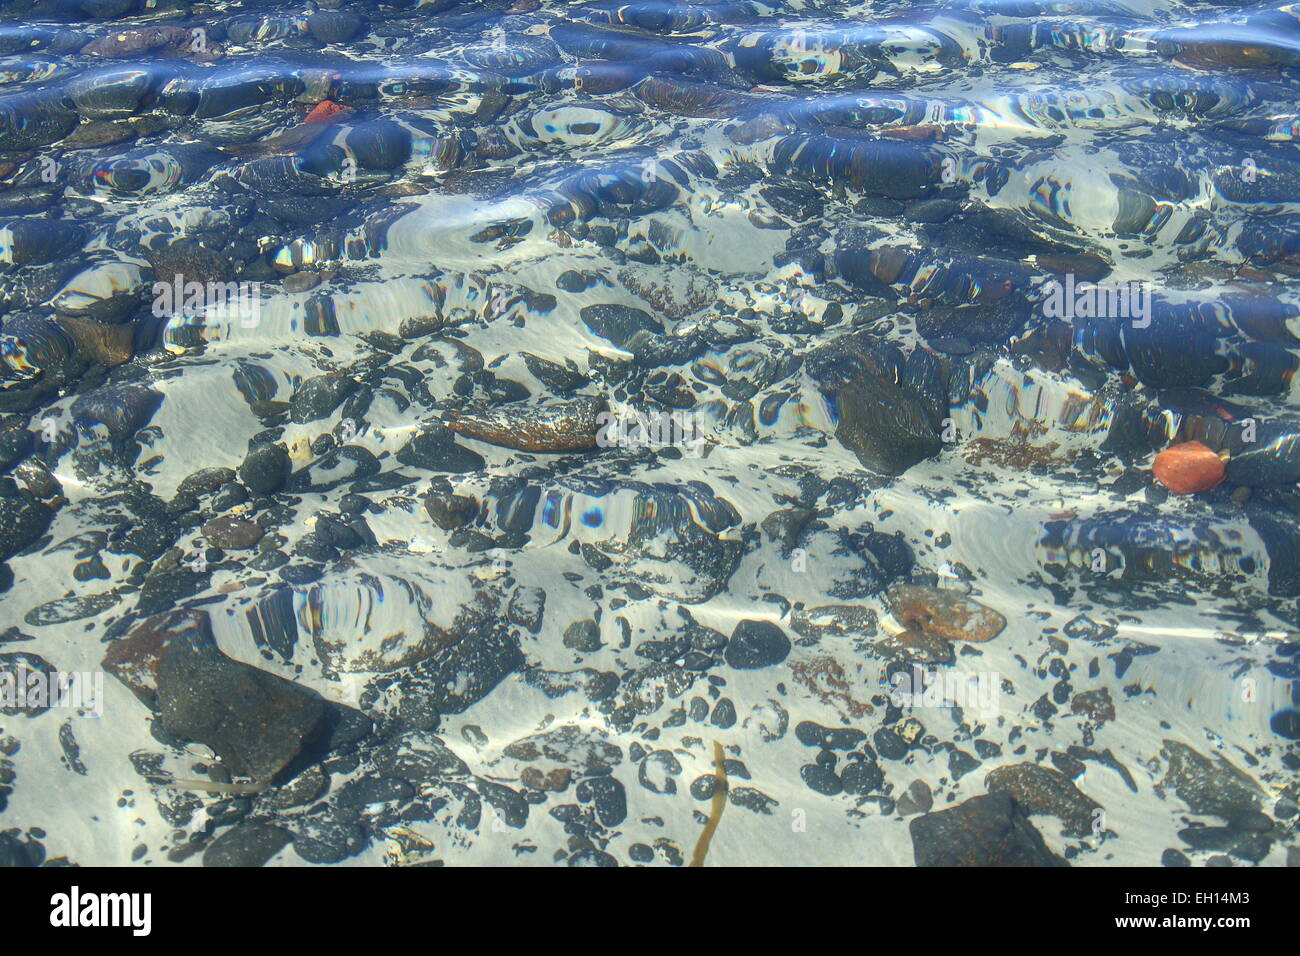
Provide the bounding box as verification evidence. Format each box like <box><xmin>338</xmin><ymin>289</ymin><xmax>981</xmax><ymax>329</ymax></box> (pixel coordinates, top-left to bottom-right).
<box><xmin>904</xmin><ymin>199</ymin><xmax>959</xmax><ymax>223</ymax></box>
<box><xmin>479</xmin><ymin>779</ymin><xmax>529</xmax><ymax>828</ymax></box>
<box><xmin>576</xmin><ymin>774</ymin><xmax>626</xmax><ymax>827</ymax></box>
<box><xmin>801</xmin><ymin>763</ymin><xmax>842</xmax><ymax>796</ymax></box>
<box><xmin>373</xmin><ymin>730</ymin><xmax>469</xmax><ymax>784</ymax></box>
<box><xmin>795</xmin><ymin>721</ymin><xmax>865</xmax><ymax>750</ymax></box>
<box><xmin>0</xmin><ymin>491</ymin><xmax>53</xmax><ymax>562</ymax></box>
<box><xmin>563</xmin><ymin>618</ymin><xmax>601</xmax><ymax>652</ymax></box>
<box><xmin>424</xmin><ymin>488</ymin><xmax>478</xmax><ymax>529</ymax></box>
<box><xmin>238</xmin><ymin>443</ymin><xmax>291</xmax><ymax>495</ymax></box>
<box><xmin>307</xmin><ymin>10</ymin><xmax>366</xmax><ymax>43</ymax></box>
<box><xmin>156</xmin><ymin>632</ymin><xmax>327</xmax><ymax>782</ymax></box>
<box><xmin>403</xmin><ymin>599</ymin><xmax>522</xmax><ymax>715</ymax></box>
<box><xmin>291</xmin><ymin>816</ymin><xmax>368</xmax><ymax>864</ymax></box>
<box><xmin>176</xmin><ymin>467</ymin><xmax>236</xmax><ymax>499</ymax></box>
<box><xmin>71</xmin><ymin>385</ymin><xmax>162</xmax><ymax>447</ymax></box>
<box><xmin>0</xmin><ymin>652</ymin><xmax>56</xmax><ymax>716</ymax></box>
<box><xmin>835</xmin><ymin>375</ymin><xmax>941</xmax><ymax>475</ymax></box>
<box><xmin>1</xmin><ymin>219</ymin><xmax>86</xmax><ymax>267</ymax></box>
<box><xmin>579</xmin><ymin>303</ymin><xmax>664</xmax><ymax>348</ymax></box>
<box><xmin>724</xmin><ymin>619</ymin><xmax>790</xmax><ymax>669</ymax></box>
<box><xmin>346</xmin><ymin>120</ymin><xmax>411</xmax><ymax>171</ymax></box>
<box><xmin>396</xmin><ymin>426</ymin><xmax>485</xmax><ymax>473</ymax></box>
<box><xmin>506</xmin><ymin>585</ymin><xmax>546</xmax><ymax>634</ymax></box>
<box><xmin>202</xmin><ymin>823</ymin><xmax>291</xmax><ymax>867</ymax></box>
<box><xmin>909</xmin><ymin>792</ymin><xmax>1066</xmax><ymax>866</ymax></box>
<box><xmin>289</xmin><ymin>374</ymin><xmax>356</xmax><ymax>424</ymax></box>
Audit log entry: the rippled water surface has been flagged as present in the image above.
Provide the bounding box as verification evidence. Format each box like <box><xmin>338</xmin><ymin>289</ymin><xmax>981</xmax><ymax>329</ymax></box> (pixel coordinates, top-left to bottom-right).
<box><xmin>1</xmin><ymin>0</ymin><xmax>1299</xmax><ymax>867</ymax></box>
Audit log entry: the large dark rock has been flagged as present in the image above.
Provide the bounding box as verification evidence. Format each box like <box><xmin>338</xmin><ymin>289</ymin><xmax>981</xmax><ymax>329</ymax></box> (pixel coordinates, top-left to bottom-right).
<box><xmin>71</xmin><ymin>384</ymin><xmax>163</xmax><ymax>447</ymax></box>
<box><xmin>835</xmin><ymin>375</ymin><xmax>942</xmax><ymax>476</ymax></box>
<box><xmin>106</xmin><ymin>609</ymin><xmax>329</xmax><ymax>782</ymax></box>
<box><xmin>289</xmin><ymin>815</ymin><xmax>368</xmax><ymax>864</ymax></box>
<box><xmin>145</xmin><ymin>238</ymin><xmax>232</xmax><ymax>287</ymax></box>
<box><xmin>346</xmin><ymin>119</ymin><xmax>412</xmax><ymax>171</ymax></box>
<box><xmin>307</xmin><ymin>10</ymin><xmax>366</xmax><ymax>44</ymax></box>
<box><xmin>808</xmin><ymin>332</ymin><xmax>943</xmax><ymax>475</ymax></box>
<box><xmin>579</xmin><ymin>304</ymin><xmax>663</xmax><ymax>348</ymax></box>
<box><xmin>102</xmin><ymin>608</ymin><xmax>213</xmax><ymax>710</ymax></box>
<box><xmin>909</xmin><ymin>792</ymin><xmax>1066</xmax><ymax>866</ymax></box>
<box><xmin>396</xmin><ymin>425</ymin><xmax>485</xmax><ymax>473</ymax></box>
<box><xmin>202</xmin><ymin>823</ymin><xmax>291</xmax><ymax>867</ymax></box>
<box><xmin>1</xmin><ymin>219</ymin><xmax>86</xmax><ymax>267</ymax></box>
<box><xmin>157</xmin><ymin>637</ymin><xmax>327</xmax><ymax>781</ymax></box>
<box><xmin>0</xmin><ymin>490</ymin><xmax>53</xmax><ymax>562</ymax></box>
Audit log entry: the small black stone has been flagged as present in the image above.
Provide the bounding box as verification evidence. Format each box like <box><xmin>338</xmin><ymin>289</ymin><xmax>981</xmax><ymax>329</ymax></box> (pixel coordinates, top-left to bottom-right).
<box><xmin>724</xmin><ymin>620</ymin><xmax>791</xmax><ymax>669</ymax></box>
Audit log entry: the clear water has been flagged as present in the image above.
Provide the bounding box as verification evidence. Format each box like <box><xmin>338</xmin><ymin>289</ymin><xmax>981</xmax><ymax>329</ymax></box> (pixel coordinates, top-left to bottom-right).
<box><xmin>0</xmin><ymin>0</ymin><xmax>1298</xmax><ymax>867</ymax></box>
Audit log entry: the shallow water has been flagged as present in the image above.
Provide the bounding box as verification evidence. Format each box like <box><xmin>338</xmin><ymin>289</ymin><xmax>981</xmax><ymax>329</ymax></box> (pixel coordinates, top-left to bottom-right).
<box><xmin>0</xmin><ymin>0</ymin><xmax>1298</xmax><ymax>867</ymax></box>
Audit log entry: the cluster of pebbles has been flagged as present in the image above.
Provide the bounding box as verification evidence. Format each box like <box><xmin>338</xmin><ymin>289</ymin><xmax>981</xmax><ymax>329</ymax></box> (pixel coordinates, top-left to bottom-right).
<box><xmin>0</xmin><ymin>0</ymin><xmax>1299</xmax><ymax>865</ymax></box>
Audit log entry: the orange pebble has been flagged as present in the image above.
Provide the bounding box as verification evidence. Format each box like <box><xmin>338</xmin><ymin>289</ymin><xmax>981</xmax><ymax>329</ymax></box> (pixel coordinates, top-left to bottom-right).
<box><xmin>305</xmin><ymin>100</ymin><xmax>348</xmax><ymax>125</ymax></box>
<box><xmin>1152</xmin><ymin>441</ymin><xmax>1225</xmax><ymax>495</ymax></box>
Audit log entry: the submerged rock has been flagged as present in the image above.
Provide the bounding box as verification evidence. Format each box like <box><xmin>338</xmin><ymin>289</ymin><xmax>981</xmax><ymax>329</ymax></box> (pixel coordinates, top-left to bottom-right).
<box><xmin>423</xmin><ymin>487</ymin><xmax>479</xmax><ymax>529</ymax></box>
<box><xmin>203</xmin><ymin>824</ymin><xmax>291</xmax><ymax>868</ymax></box>
<box><xmin>579</xmin><ymin>304</ymin><xmax>664</xmax><ymax>348</ymax></box>
<box><xmin>103</xmin><ymin>608</ymin><xmax>328</xmax><ymax>781</ymax></box>
<box><xmin>289</xmin><ymin>373</ymin><xmax>356</xmax><ymax>424</ymax></box>
<box><xmin>201</xmin><ymin>516</ymin><xmax>264</xmax><ymax>550</ymax></box>
<box><xmin>1158</xmin><ymin>741</ymin><xmax>1263</xmax><ymax>820</ymax></box>
<box><xmin>0</xmin><ymin>652</ymin><xmax>56</xmax><ymax>717</ymax></box>
<box><xmin>724</xmin><ymin>620</ymin><xmax>791</xmax><ymax>669</ymax></box>
<box><xmin>157</xmin><ymin>633</ymin><xmax>327</xmax><ymax>782</ymax></box>
<box><xmin>985</xmin><ymin>762</ymin><xmax>1103</xmax><ymax>838</ymax></box>
<box><xmin>1152</xmin><ymin>441</ymin><xmax>1224</xmax><ymax>494</ymax></box>
<box><xmin>0</xmin><ymin>491</ymin><xmax>53</xmax><ymax>563</ymax></box>
<box><xmin>396</xmin><ymin>425</ymin><xmax>485</xmax><ymax>473</ymax></box>
<box><xmin>887</xmin><ymin>584</ymin><xmax>1006</xmax><ymax>643</ymax></box>
<box><xmin>810</xmin><ymin>333</ymin><xmax>944</xmax><ymax>475</ymax></box>
<box><xmin>835</xmin><ymin>380</ymin><xmax>942</xmax><ymax>476</ymax></box>
<box><xmin>71</xmin><ymin>384</ymin><xmax>162</xmax><ymax>447</ymax></box>
<box><xmin>909</xmin><ymin>792</ymin><xmax>1066</xmax><ymax>867</ymax></box>
<box><xmin>444</xmin><ymin>396</ymin><xmax>609</xmax><ymax>453</ymax></box>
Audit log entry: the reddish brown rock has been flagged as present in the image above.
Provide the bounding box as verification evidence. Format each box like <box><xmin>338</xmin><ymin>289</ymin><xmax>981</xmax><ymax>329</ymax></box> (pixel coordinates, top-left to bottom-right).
<box><xmin>54</xmin><ymin>314</ymin><xmax>134</xmax><ymax>368</ymax></box>
<box><xmin>1152</xmin><ymin>441</ymin><xmax>1225</xmax><ymax>495</ymax></box>
<box><xmin>444</xmin><ymin>396</ymin><xmax>608</xmax><ymax>453</ymax></box>
<box><xmin>520</xmin><ymin>766</ymin><xmax>571</xmax><ymax>792</ymax></box>
<box><xmin>887</xmin><ymin>584</ymin><xmax>1006</xmax><ymax>643</ymax></box>
<box><xmin>1071</xmin><ymin>688</ymin><xmax>1116</xmax><ymax>723</ymax></box>
<box><xmin>305</xmin><ymin>99</ymin><xmax>351</xmax><ymax>125</ymax></box>
<box><xmin>202</xmin><ymin>515</ymin><xmax>264</xmax><ymax>550</ymax></box>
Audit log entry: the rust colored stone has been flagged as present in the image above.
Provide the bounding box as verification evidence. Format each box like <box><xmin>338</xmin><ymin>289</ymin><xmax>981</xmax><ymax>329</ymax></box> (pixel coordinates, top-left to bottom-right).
<box><xmin>202</xmin><ymin>515</ymin><xmax>264</xmax><ymax>550</ymax></box>
<box><xmin>887</xmin><ymin>584</ymin><xmax>1007</xmax><ymax>643</ymax></box>
<box><xmin>305</xmin><ymin>99</ymin><xmax>350</xmax><ymax>125</ymax></box>
<box><xmin>1152</xmin><ymin>441</ymin><xmax>1225</xmax><ymax>494</ymax></box>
